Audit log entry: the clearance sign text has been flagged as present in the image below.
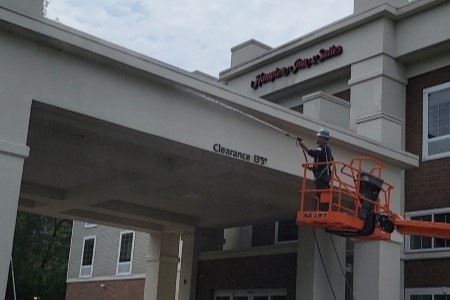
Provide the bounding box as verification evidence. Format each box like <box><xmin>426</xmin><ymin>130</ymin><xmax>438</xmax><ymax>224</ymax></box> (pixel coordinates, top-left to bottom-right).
<box><xmin>213</xmin><ymin>143</ymin><xmax>268</xmax><ymax>166</ymax></box>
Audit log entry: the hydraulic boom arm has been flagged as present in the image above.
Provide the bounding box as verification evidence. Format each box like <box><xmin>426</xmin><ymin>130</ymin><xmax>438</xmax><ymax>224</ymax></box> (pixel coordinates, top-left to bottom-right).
<box><xmin>392</xmin><ymin>214</ymin><xmax>450</xmax><ymax>239</ymax></box>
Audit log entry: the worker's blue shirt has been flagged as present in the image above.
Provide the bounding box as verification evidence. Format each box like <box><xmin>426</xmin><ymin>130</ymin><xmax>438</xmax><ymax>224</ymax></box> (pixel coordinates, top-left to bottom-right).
<box><xmin>307</xmin><ymin>143</ymin><xmax>333</xmax><ymax>179</ymax></box>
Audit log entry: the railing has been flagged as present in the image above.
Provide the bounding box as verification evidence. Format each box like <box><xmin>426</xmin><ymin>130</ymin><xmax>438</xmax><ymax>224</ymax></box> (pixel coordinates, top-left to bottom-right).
<box><xmin>299</xmin><ymin>156</ymin><xmax>394</xmax><ymax>219</ymax></box>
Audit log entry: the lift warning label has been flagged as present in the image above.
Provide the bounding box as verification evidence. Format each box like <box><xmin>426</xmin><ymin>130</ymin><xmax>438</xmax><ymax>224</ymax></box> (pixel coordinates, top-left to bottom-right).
<box><xmin>303</xmin><ymin>212</ymin><xmax>328</xmax><ymax>218</ymax></box>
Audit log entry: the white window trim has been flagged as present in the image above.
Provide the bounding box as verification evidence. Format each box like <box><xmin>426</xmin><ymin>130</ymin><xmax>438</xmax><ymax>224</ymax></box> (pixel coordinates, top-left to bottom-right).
<box><xmin>116</xmin><ymin>230</ymin><xmax>135</xmax><ymax>276</ymax></box>
<box><xmin>79</xmin><ymin>235</ymin><xmax>96</xmax><ymax>278</ymax></box>
<box><xmin>405</xmin><ymin>208</ymin><xmax>450</xmax><ymax>254</ymax></box>
<box><xmin>422</xmin><ymin>81</ymin><xmax>450</xmax><ymax>161</ymax></box>
<box><xmin>66</xmin><ymin>221</ymin><xmax>75</xmax><ymax>280</ymax></box>
<box><xmin>84</xmin><ymin>222</ymin><xmax>97</xmax><ymax>229</ymax></box>
<box><xmin>405</xmin><ymin>287</ymin><xmax>450</xmax><ymax>299</ymax></box>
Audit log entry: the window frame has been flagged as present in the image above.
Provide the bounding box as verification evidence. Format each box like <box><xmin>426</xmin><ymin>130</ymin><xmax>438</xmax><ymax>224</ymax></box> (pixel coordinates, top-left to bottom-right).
<box><xmin>116</xmin><ymin>230</ymin><xmax>135</xmax><ymax>276</ymax></box>
<box><xmin>84</xmin><ymin>222</ymin><xmax>97</xmax><ymax>229</ymax></box>
<box><xmin>214</xmin><ymin>289</ymin><xmax>287</xmax><ymax>300</ymax></box>
<box><xmin>405</xmin><ymin>287</ymin><xmax>450</xmax><ymax>300</ymax></box>
<box><xmin>274</xmin><ymin>220</ymin><xmax>298</xmax><ymax>244</ymax></box>
<box><xmin>405</xmin><ymin>209</ymin><xmax>450</xmax><ymax>253</ymax></box>
<box><xmin>79</xmin><ymin>235</ymin><xmax>96</xmax><ymax>278</ymax></box>
<box><xmin>422</xmin><ymin>81</ymin><xmax>450</xmax><ymax>161</ymax></box>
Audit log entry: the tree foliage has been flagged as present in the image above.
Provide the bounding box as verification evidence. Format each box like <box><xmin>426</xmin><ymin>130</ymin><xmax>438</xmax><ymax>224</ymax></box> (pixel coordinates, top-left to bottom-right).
<box><xmin>11</xmin><ymin>212</ymin><xmax>72</xmax><ymax>300</ymax></box>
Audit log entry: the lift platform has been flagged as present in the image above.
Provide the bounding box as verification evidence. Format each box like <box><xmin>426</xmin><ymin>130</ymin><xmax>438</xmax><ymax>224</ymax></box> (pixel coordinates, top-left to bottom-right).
<box><xmin>296</xmin><ymin>156</ymin><xmax>450</xmax><ymax>240</ymax></box>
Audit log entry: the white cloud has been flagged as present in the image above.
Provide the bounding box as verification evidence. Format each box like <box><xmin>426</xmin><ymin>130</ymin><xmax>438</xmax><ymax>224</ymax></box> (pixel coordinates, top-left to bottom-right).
<box><xmin>46</xmin><ymin>0</ymin><xmax>353</xmax><ymax>77</ymax></box>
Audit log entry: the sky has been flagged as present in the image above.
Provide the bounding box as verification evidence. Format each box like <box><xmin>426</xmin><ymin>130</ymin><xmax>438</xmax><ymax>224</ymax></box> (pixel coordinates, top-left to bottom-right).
<box><xmin>46</xmin><ymin>0</ymin><xmax>354</xmax><ymax>77</ymax></box>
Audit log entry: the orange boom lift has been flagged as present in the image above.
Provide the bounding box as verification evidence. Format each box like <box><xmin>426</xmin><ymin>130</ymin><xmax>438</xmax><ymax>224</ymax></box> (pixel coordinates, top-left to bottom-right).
<box><xmin>296</xmin><ymin>156</ymin><xmax>450</xmax><ymax>240</ymax></box>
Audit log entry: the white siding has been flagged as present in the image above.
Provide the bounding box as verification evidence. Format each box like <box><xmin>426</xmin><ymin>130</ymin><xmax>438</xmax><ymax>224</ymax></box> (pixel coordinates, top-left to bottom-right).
<box><xmin>67</xmin><ymin>221</ymin><xmax>149</xmax><ymax>280</ymax></box>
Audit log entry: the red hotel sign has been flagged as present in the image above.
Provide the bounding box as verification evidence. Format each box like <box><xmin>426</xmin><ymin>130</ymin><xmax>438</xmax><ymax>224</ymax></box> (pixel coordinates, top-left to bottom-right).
<box><xmin>250</xmin><ymin>45</ymin><xmax>343</xmax><ymax>90</ymax></box>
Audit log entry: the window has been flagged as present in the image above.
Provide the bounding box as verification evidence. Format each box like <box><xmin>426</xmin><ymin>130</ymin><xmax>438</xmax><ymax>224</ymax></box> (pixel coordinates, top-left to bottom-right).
<box><xmin>411</xmin><ymin>296</ymin><xmax>433</xmax><ymax>300</ymax></box>
<box><xmin>79</xmin><ymin>236</ymin><xmax>96</xmax><ymax>278</ymax></box>
<box><xmin>406</xmin><ymin>210</ymin><xmax>450</xmax><ymax>252</ymax></box>
<box><xmin>406</xmin><ymin>287</ymin><xmax>450</xmax><ymax>300</ymax></box>
<box><xmin>214</xmin><ymin>289</ymin><xmax>286</xmax><ymax>300</ymax></box>
<box><xmin>116</xmin><ymin>230</ymin><xmax>135</xmax><ymax>275</ymax></box>
<box><xmin>423</xmin><ymin>82</ymin><xmax>450</xmax><ymax>160</ymax></box>
<box><xmin>275</xmin><ymin>220</ymin><xmax>298</xmax><ymax>243</ymax></box>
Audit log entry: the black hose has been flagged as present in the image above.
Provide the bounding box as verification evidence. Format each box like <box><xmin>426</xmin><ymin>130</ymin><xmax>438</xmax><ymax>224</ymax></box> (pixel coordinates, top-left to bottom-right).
<box><xmin>313</xmin><ymin>228</ymin><xmax>337</xmax><ymax>300</ymax></box>
<box><xmin>329</xmin><ymin>234</ymin><xmax>356</xmax><ymax>300</ymax></box>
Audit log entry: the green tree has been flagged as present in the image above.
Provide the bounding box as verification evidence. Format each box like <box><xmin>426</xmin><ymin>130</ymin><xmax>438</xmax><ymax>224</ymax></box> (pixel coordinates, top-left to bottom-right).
<box><xmin>11</xmin><ymin>212</ymin><xmax>72</xmax><ymax>300</ymax></box>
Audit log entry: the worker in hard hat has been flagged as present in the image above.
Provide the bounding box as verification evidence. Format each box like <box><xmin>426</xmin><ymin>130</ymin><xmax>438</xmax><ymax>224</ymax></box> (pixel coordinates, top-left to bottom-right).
<box><xmin>297</xmin><ymin>128</ymin><xmax>334</xmax><ymax>209</ymax></box>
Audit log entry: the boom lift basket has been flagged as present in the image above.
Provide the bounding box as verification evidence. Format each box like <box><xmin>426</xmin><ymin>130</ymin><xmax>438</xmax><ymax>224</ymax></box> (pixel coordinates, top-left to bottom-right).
<box><xmin>297</xmin><ymin>156</ymin><xmax>450</xmax><ymax>240</ymax></box>
<box><xmin>297</xmin><ymin>156</ymin><xmax>394</xmax><ymax>240</ymax></box>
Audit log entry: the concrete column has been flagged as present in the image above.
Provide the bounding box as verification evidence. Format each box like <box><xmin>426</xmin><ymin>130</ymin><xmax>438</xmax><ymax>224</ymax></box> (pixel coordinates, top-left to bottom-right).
<box><xmin>302</xmin><ymin>92</ymin><xmax>350</xmax><ymax>129</ymax></box>
<box><xmin>223</xmin><ymin>226</ymin><xmax>252</xmax><ymax>250</ymax></box>
<box><xmin>353</xmin><ymin>240</ymin><xmax>402</xmax><ymax>300</ymax></box>
<box><xmin>223</xmin><ymin>227</ymin><xmax>240</xmax><ymax>250</ymax></box>
<box><xmin>296</xmin><ymin>226</ymin><xmax>346</xmax><ymax>300</ymax></box>
<box><xmin>178</xmin><ymin>233</ymin><xmax>195</xmax><ymax>300</ymax></box>
<box><xmin>231</xmin><ymin>39</ymin><xmax>272</xmax><ymax>68</ymax></box>
<box><xmin>177</xmin><ymin>228</ymin><xmax>224</xmax><ymax>300</ymax></box>
<box><xmin>0</xmin><ymin>148</ymin><xmax>28</xmax><ymax>299</ymax></box>
<box><xmin>354</xmin><ymin>0</ymin><xmax>408</xmax><ymax>14</ymax></box>
<box><xmin>0</xmin><ymin>0</ymin><xmax>43</xmax><ymax>18</ymax></box>
<box><xmin>144</xmin><ymin>232</ymin><xmax>180</xmax><ymax>300</ymax></box>
<box><xmin>349</xmin><ymin>54</ymin><xmax>406</xmax><ymax>149</ymax></box>
<box><xmin>0</xmin><ymin>88</ymin><xmax>31</xmax><ymax>299</ymax></box>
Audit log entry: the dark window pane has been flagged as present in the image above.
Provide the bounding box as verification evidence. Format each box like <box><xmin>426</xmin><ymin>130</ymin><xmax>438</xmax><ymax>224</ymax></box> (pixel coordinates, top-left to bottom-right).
<box><xmin>119</xmin><ymin>232</ymin><xmax>134</xmax><ymax>263</ymax></box>
<box><xmin>277</xmin><ymin>220</ymin><xmax>298</xmax><ymax>242</ymax></box>
<box><xmin>410</xmin><ymin>235</ymin><xmax>422</xmax><ymax>249</ymax></box>
<box><xmin>410</xmin><ymin>215</ymin><xmax>432</xmax><ymax>249</ymax></box>
<box><xmin>422</xmin><ymin>236</ymin><xmax>432</xmax><ymax>248</ymax></box>
<box><xmin>271</xmin><ymin>296</ymin><xmax>287</xmax><ymax>300</ymax></box>
<box><xmin>429</xmin><ymin>92</ymin><xmax>439</xmax><ymax>106</ymax></box>
<box><xmin>435</xmin><ymin>237</ymin><xmax>446</xmax><ymax>248</ymax></box>
<box><xmin>82</xmin><ymin>238</ymin><xmax>95</xmax><ymax>266</ymax></box>
<box><xmin>436</xmin><ymin>214</ymin><xmax>446</xmax><ymax>223</ymax></box>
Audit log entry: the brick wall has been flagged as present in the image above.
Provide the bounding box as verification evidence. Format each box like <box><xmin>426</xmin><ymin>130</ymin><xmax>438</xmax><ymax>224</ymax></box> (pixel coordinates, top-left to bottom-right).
<box><xmin>65</xmin><ymin>278</ymin><xmax>145</xmax><ymax>300</ymax></box>
<box><xmin>405</xmin><ymin>258</ymin><xmax>450</xmax><ymax>288</ymax></box>
<box><xmin>404</xmin><ymin>65</ymin><xmax>450</xmax><ymax>289</ymax></box>
<box><xmin>405</xmin><ymin>65</ymin><xmax>450</xmax><ymax>211</ymax></box>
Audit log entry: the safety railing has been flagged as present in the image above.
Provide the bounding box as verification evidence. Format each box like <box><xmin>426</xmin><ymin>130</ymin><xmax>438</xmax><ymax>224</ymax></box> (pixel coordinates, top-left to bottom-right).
<box><xmin>299</xmin><ymin>156</ymin><xmax>394</xmax><ymax>221</ymax></box>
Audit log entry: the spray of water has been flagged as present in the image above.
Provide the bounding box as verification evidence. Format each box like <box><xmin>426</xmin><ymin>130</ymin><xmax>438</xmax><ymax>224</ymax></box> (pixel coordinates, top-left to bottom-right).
<box><xmin>177</xmin><ymin>85</ymin><xmax>301</xmax><ymax>141</ymax></box>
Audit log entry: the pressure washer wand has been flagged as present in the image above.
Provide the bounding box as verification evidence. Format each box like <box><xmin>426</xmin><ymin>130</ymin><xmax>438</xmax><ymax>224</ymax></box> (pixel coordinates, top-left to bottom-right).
<box><xmin>296</xmin><ymin>137</ymin><xmax>309</xmax><ymax>164</ymax></box>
